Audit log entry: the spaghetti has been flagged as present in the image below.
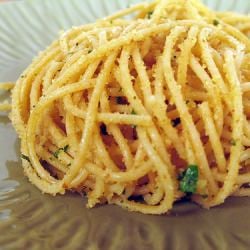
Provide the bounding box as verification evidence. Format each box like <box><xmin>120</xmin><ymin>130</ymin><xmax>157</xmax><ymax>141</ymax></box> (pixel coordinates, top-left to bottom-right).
<box><xmin>2</xmin><ymin>0</ymin><xmax>250</xmax><ymax>214</ymax></box>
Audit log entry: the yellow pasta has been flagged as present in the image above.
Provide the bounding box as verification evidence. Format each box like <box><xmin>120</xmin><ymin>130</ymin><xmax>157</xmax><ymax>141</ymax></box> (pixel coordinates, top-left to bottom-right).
<box><xmin>0</xmin><ymin>82</ymin><xmax>14</xmax><ymax>111</ymax></box>
<box><xmin>1</xmin><ymin>0</ymin><xmax>250</xmax><ymax>214</ymax></box>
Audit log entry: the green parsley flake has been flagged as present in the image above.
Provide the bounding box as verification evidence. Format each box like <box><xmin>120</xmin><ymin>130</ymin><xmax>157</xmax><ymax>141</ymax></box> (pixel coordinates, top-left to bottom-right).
<box><xmin>21</xmin><ymin>154</ymin><xmax>31</xmax><ymax>163</ymax></box>
<box><xmin>131</xmin><ymin>109</ymin><xmax>137</xmax><ymax>115</ymax></box>
<box><xmin>179</xmin><ymin>165</ymin><xmax>199</xmax><ymax>194</ymax></box>
<box><xmin>147</xmin><ymin>11</ymin><xmax>153</xmax><ymax>19</ymax></box>
<box><xmin>53</xmin><ymin>145</ymin><xmax>69</xmax><ymax>159</ymax></box>
<box><xmin>230</xmin><ymin>139</ymin><xmax>236</xmax><ymax>146</ymax></box>
<box><xmin>213</xmin><ymin>19</ymin><xmax>219</xmax><ymax>26</ymax></box>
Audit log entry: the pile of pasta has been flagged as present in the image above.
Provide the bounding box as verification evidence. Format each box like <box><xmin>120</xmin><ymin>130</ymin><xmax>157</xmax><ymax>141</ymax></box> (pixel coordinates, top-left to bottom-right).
<box><xmin>3</xmin><ymin>0</ymin><xmax>250</xmax><ymax>214</ymax></box>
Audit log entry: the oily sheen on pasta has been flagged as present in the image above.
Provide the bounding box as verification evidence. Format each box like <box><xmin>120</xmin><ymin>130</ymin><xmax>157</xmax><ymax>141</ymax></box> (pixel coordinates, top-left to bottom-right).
<box><xmin>5</xmin><ymin>0</ymin><xmax>250</xmax><ymax>214</ymax></box>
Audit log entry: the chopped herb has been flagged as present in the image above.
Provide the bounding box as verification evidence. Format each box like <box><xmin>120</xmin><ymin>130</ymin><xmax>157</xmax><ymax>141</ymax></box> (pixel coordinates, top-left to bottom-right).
<box><xmin>21</xmin><ymin>154</ymin><xmax>31</xmax><ymax>163</ymax></box>
<box><xmin>67</xmin><ymin>163</ymin><xmax>72</xmax><ymax>167</ymax></box>
<box><xmin>213</xmin><ymin>19</ymin><xmax>219</xmax><ymax>26</ymax></box>
<box><xmin>88</xmin><ymin>49</ymin><xmax>92</xmax><ymax>54</ymax></box>
<box><xmin>131</xmin><ymin>109</ymin><xmax>137</xmax><ymax>115</ymax></box>
<box><xmin>53</xmin><ymin>150</ymin><xmax>60</xmax><ymax>159</ymax></box>
<box><xmin>110</xmin><ymin>20</ymin><xmax>113</xmax><ymax>24</ymax></box>
<box><xmin>179</xmin><ymin>165</ymin><xmax>199</xmax><ymax>194</ymax></box>
<box><xmin>63</xmin><ymin>145</ymin><xmax>69</xmax><ymax>152</ymax></box>
<box><xmin>53</xmin><ymin>145</ymin><xmax>69</xmax><ymax>159</ymax></box>
<box><xmin>131</xmin><ymin>125</ymin><xmax>137</xmax><ymax>129</ymax></box>
<box><xmin>230</xmin><ymin>139</ymin><xmax>236</xmax><ymax>146</ymax></box>
<box><xmin>147</xmin><ymin>11</ymin><xmax>153</xmax><ymax>19</ymax></box>
<box><xmin>75</xmin><ymin>42</ymin><xmax>79</xmax><ymax>46</ymax></box>
<box><xmin>171</xmin><ymin>117</ymin><xmax>181</xmax><ymax>127</ymax></box>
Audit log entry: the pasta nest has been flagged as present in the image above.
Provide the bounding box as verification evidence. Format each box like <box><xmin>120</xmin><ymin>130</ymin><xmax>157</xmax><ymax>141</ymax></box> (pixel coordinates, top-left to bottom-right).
<box><xmin>10</xmin><ymin>3</ymin><xmax>250</xmax><ymax>214</ymax></box>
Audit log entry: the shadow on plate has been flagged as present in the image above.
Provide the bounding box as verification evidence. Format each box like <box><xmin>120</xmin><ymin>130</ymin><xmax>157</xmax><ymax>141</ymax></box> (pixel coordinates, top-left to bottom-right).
<box><xmin>0</xmin><ymin>138</ymin><xmax>250</xmax><ymax>250</ymax></box>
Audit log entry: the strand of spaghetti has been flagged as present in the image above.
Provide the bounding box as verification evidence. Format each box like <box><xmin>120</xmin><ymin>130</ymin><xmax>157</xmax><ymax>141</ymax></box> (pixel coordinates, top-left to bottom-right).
<box><xmin>151</xmin><ymin>0</ymin><xmax>168</xmax><ymax>22</ymax></box>
<box><xmin>87</xmin><ymin>176</ymin><xmax>105</xmax><ymax>208</ymax></box>
<box><xmin>233</xmin><ymin>188</ymin><xmax>250</xmax><ymax>197</ymax></box>
<box><xmin>183</xmin><ymin>127</ymin><xmax>196</xmax><ymax>164</ymax></box>
<box><xmin>243</xmin><ymin>117</ymin><xmax>250</xmax><ymax>139</ymax></box>
<box><xmin>152</xmin><ymin>60</ymin><xmax>186</xmax><ymax>158</ymax></box>
<box><xmin>0</xmin><ymin>103</ymin><xmax>12</xmax><ymax>111</ymax></box>
<box><xmin>213</xmin><ymin>170</ymin><xmax>250</xmax><ymax>185</ymax></box>
<box><xmin>61</xmin><ymin>49</ymin><xmax>89</xmax><ymax>77</ymax></box>
<box><xmin>47</xmin><ymin>118</ymin><xmax>69</xmax><ymax>149</ymax></box>
<box><xmin>0</xmin><ymin>82</ymin><xmax>15</xmax><ymax>90</ymax></box>
<box><xmin>85</xmin><ymin>161</ymin><xmax>152</xmax><ymax>183</ymax></box>
<box><xmin>42</xmin><ymin>61</ymin><xmax>63</xmax><ymax>93</ymax></box>
<box><xmin>99</xmin><ymin>113</ymin><xmax>152</xmax><ymax>125</ymax></box>
<box><xmin>93</xmin><ymin>129</ymin><xmax>120</xmax><ymax>171</ymax></box>
<box><xmin>240</xmin><ymin>149</ymin><xmax>250</xmax><ymax>162</ymax></box>
<box><xmin>70</xmin><ymin>168</ymin><xmax>88</xmax><ymax>188</ymax></box>
<box><xmin>177</xmin><ymin>26</ymin><xmax>199</xmax><ymax>87</ymax></box>
<box><xmin>0</xmin><ymin>82</ymin><xmax>15</xmax><ymax>112</ymax></box>
<box><xmin>132</xmin><ymin>46</ymin><xmax>153</xmax><ymax>101</ymax></box>
<box><xmin>221</xmin><ymin>22</ymin><xmax>250</xmax><ymax>52</ymax></box>
<box><xmin>30</xmin><ymin>66</ymin><xmax>48</xmax><ymax>110</ymax></box>
<box><xmin>133</xmin><ymin>143</ymin><xmax>147</xmax><ymax>167</ymax></box>
<box><xmin>189</xmin><ymin>54</ymin><xmax>223</xmax><ymax>136</ymax></box>
<box><xmin>198</xmin><ymin>29</ymin><xmax>226</xmax><ymax>134</ymax></box>
<box><xmin>144</xmin><ymin>179</ymin><xmax>165</xmax><ymax>205</ymax></box>
<box><xmin>64</xmin><ymin>96</ymin><xmax>152</xmax><ymax>125</ymax></box>
<box><xmin>198</xmin><ymin>102</ymin><xmax>226</xmax><ymax>172</ymax></box>
<box><xmin>65</xmin><ymin>111</ymin><xmax>78</xmax><ymax>152</ymax></box>
<box><xmin>218</xmin><ymin>12</ymin><xmax>250</xmax><ymax>35</ymax></box>
<box><xmin>184</xmin><ymin>0</ymin><xmax>203</xmax><ymax>20</ymax></box>
<box><xmin>241</xmin><ymin>82</ymin><xmax>250</xmax><ymax>92</ymax></box>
